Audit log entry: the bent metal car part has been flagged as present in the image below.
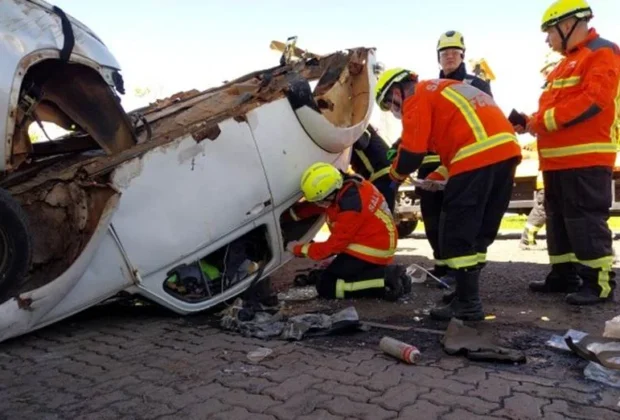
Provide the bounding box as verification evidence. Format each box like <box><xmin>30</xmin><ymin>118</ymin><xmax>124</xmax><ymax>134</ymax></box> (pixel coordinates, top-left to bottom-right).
<box><xmin>0</xmin><ymin>0</ymin><xmax>378</xmax><ymax>343</ymax></box>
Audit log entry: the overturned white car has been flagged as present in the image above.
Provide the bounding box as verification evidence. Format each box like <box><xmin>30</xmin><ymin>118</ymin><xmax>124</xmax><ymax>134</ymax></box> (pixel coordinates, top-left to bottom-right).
<box><xmin>0</xmin><ymin>0</ymin><xmax>378</xmax><ymax>343</ymax></box>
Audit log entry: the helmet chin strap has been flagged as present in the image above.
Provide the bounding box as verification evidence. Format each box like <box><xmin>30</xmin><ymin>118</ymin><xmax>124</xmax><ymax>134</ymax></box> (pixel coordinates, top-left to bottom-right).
<box><xmin>556</xmin><ymin>19</ymin><xmax>580</xmax><ymax>52</ymax></box>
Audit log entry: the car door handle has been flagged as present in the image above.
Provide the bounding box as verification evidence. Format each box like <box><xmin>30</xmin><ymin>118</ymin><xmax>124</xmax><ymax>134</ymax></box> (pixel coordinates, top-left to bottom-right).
<box><xmin>246</xmin><ymin>199</ymin><xmax>272</xmax><ymax>216</ymax></box>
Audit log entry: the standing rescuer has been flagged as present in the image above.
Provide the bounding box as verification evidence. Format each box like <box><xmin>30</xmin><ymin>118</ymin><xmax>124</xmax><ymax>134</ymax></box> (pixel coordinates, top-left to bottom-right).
<box><xmin>423</xmin><ymin>30</ymin><xmax>495</xmax><ymax>283</ymax></box>
<box><xmin>285</xmin><ymin>162</ymin><xmax>411</xmax><ymax>301</ymax></box>
<box><xmin>515</xmin><ymin>0</ymin><xmax>620</xmax><ymax>305</ymax></box>
<box><xmin>519</xmin><ymin>53</ymin><xmax>563</xmax><ymax>250</ymax></box>
<box><xmin>376</xmin><ymin>68</ymin><xmax>522</xmax><ymax>321</ymax></box>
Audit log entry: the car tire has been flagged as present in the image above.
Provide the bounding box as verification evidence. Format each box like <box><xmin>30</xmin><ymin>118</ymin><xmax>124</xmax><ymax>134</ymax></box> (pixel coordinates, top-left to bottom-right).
<box><xmin>0</xmin><ymin>188</ymin><xmax>33</xmax><ymax>300</ymax></box>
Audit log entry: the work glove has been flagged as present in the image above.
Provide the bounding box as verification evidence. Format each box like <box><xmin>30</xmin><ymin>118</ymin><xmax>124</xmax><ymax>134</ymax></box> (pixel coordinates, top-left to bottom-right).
<box><xmin>286</xmin><ymin>240</ymin><xmax>302</xmax><ymax>253</ymax></box>
<box><xmin>420</xmin><ymin>179</ymin><xmax>445</xmax><ymax>192</ymax></box>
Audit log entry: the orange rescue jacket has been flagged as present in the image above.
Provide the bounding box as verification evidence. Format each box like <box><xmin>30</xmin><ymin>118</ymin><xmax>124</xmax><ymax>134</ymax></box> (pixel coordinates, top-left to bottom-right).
<box><xmin>292</xmin><ymin>176</ymin><xmax>397</xmax><ymax>265</ymax></box>
<box><xmin>529</xmin><ymin>29</ymin><xmax>620</xmax><ymax>172</ymax></box>
<box><xmin>389</xmin><ymin>79</ymin><xmax>522</xmax><ymax>181</ymax></box>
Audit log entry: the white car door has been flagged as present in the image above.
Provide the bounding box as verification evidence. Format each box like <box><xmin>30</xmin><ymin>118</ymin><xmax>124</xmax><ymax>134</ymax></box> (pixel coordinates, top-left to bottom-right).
<box><xmin>108</xmin><ymin>117</ymin><xmax>273</xmax><ymax>277</ymax></box>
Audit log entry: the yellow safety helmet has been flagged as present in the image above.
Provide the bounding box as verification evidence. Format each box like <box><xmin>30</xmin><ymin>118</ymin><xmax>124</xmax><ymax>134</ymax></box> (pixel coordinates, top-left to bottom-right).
<box><xmin>374</xmin><ymin>68</ymin><xmax>414</xmax><ymax>111</ymax></box>
<box><xmin>541</xmin><ymin>0</ymin><xmax>593</xmax><ymax>31</ymax></box>
<box><xmin>300</xmin><ymin>162</ymin><xmax>343</xmax><ymax>202</ymax></box>
<box><xmin>437</xmin><ymin>30</ymin><xmax>466</xmax><ymax>52</ymax></box>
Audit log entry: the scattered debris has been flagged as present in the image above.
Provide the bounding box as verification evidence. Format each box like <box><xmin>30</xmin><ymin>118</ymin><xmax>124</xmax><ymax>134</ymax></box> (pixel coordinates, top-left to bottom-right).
<box><xmin>361</xmin><ymin>321</ymin><xmax>412</xmax><ymax>331</ymax></box>
<box><xmin>405</xmin><ymin>263</ymin><xmax>449</xmax><ymax>288</ymax></box>
<box><xmin>379</xmin><ymin>336</ymin><xmax>421</xmax><ymax>364</ymax></box>
<box><xmin>565</xmin><ymin>334</ymin><xmax>620</xmax><ymax>370</ymax></box>
<box><xmin>247</xmin><ymin>347</ymin><xmax>273</xmax><ymax>363</ymax></box>
<box><xmin>546</xmin><ymin>329</ymin><xmax>588</xmax><ymax>351</ymax></box>
<box><xmin>412</xmin><ymin>327</ymin><xmax>445</xmax><ymax>336</ymax></box>
<box><xmin>277</xmin><ymin>286</ymin><xmax>318</xmax><ymax>302</ymax></box>
<box><xmin>541</xmin><ymin>316</ymin><xmax>550</xmax><ymax>322</ymax></box>
<box><xmin>604</xmin><ymin>315</ymin><xmax>620</xmax><ymax>339</ymax></box>
<box><xmin>584</xmin><ymin>362</ymin><xmax>620</xmax><ymax>388</ymax></box>
<box><xmin>485</xmin><ymin>315</ymin><xmax>496</xmax><ymax>320</ymax></box>
<box><xmin>220</xmin><ymin>304</ymin><xmax>364</xmax><ymax>341</ymax></box>
<box><xmin>441</xmin><ymin>318</ymin><xmax>526</xmax><ymax>364</ymax></box>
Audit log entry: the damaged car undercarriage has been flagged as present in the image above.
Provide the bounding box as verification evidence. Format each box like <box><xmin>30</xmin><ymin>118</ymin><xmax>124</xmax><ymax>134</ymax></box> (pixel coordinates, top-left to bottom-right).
<box><xmin>0</xmin><ymin>0</ymin><xmax>377</xmax><ymax>345</ymax></box>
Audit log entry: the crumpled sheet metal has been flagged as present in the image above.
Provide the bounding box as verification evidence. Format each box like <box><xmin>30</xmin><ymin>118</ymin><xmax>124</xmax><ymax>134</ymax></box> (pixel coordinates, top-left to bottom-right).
<box><xmin>441</xmin><ymin>318</ymin><xmax>526</xmax><ymax>364</ymax></box>
<box><xmin>220</xmin><ymin>305</ymin><xmax>362</xmax><ymax>341</ymax></box>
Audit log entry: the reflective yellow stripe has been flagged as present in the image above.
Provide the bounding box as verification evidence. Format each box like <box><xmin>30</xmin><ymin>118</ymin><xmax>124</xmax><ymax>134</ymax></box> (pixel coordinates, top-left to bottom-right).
<box><xmin>598</xmin><ymin>270</ymin><xmax>612</xmax><ymax>298</ymax></box>
<box><xmin>346</xmin><ymin>208</ymin><xmax>396</xmax><ymax>259</ymax></box>
<box><xmin>549</xmin><ymin>254</ymin><xmax>614</xmax><ymax>298</ymax></box>
<box><xmin>549</xmin><ymin>76</ymin><xmax>581</xmax><ymax>89</ymax></box>
<box><xmin>536</xmin><ymin>173</ymin><xmax>544</xmax><ymax>189</ymax></box>
<box><xmin>435</xmin><ymin>259</ymin><xmax>446</xmax><ymax>266</ymax></box>
<box><xmin>335</xmin><ymin>278</ymin><xmax>385</xmax><ymax>299</ymax></box>
<box><xmin>451</xmin><ymin>133</ymin><xmax>518</xmax><ymax>164</ymax></box>
<box><xmin>422</xmin><ymin>155</ymin><xmax>441</xmax><ymax>164</ymax></box>
<box><xmin>527</xmin><ymin>229</ymin><xmax>535</xmax><ymax>245</ymax></box>
<box><xmin>389</xmin><ymin>166</ymin><xmax>407</xmax><ymax>181</ymax></box>
<box><xmin>354</xmin><ymin>149</ymin><xmax>375</xmax><ymax>178</ymax></box>
<box><xmin>549</xmin><ymin>253</ymin><xmax>575</xmax><ymax>264</ymax></box>
<box><xmin>539</xmin><ymin>142</ymin><xmax>618</xmax><ymax>158</ymax></box>
<box><xmin>477</xmin><ymin>253</ymin><xmax>486</xmax><ymax>264</ymax></box>
<box><xmin>444</xmin><ymin>254</ymin><xmax>478</xmax><ymax>269</ymax></box>
<box><xmin>544</xmin><ymin>108</ymin><xmax>558</xmax><ymax>132</ymax></box>
<box><xmin>525</xmin><ymin>223</ymin><xmax>541</xmax><ymax>244</ymax></box>
<box><xmin>347</xmin><ymin>243</ymin><xmax>395</xmax><ymax>258</ymax></box>
<box><xmin>376</xmin><ymin>208</ymin><xmax>397</xmax><ymax>251</ymax></box>
<box><xmin>580</xmin><ymin>256</ymin><xmax>614</xmax><ymax>270</ymax></box>
<box><xmin>369</xmin><ymin>166</ymin><xmax>390</xmax><ymax>182</ymax></box>
<box><xmin>549</xmin><ymin>253</ymin><xmax>614</xmax><ymax>269</ymax></box>
<box><xmin>441</xmin><ymin>87</ymin><xmax>487</xmax><ymax>142</ymax></box>
<box><xmin>301</xmin><ymin>243</ymin><xmax>310</xmax><ymax>256</ymax></box>
<box><xmin>611</xmin><ymin>78</ymin><xmax>620</xmax><ymax>147</ymax></box>
<box><xmin>434</xmin><ymin>165</ymin><xmax>449</xmax><ymax>179</ymax></box>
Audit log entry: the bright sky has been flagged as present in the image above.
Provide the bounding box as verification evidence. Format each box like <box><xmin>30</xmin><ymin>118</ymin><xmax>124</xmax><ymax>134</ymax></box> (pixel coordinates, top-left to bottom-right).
<box><xmin>51</xmin><ymin>0</ymin><xmax>620</xmax><ymax>142</ymax></box>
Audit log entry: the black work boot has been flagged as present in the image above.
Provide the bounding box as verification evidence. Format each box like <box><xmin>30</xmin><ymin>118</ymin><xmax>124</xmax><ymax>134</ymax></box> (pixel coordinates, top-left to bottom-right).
<box><xmin>441</xmin><ymin>290</ymin><xmax>455</xmax><ymax>304</ymax></box>
<box><xmin>566</xmin><ymin>269</ymin><xmax>616</xmax><ymax>305</ymax></box>
<box><xmin>441</xmin><ymin>262</ymin><xmax>486</xmax><ymax>303</ymax></box>
<box><xmin>430</xmin><ymin>269</ymin><xmax>484</xmax><ymax>321</ymax></box>
<box><xmin>529</xmin><ymin>263</ymin><xmax>581</xmax><ymax>293</ymax></box>
<box><xmin>436</xmin><ymin>270</ymin><xmax>456</xmax><ymax>289</ymax></box>
<box><xmin>399</xmin><ymin>267</ymin><xmax>412</xmax><ymax>295</ymax></box>
<box><xmin>383</xmin><ymin>265</ymin><xmax>404</xmax><ymax>301</ymax></box>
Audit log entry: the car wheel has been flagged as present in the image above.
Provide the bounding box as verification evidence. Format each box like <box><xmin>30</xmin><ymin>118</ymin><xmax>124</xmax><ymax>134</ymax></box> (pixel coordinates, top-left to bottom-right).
<box><xmin>397</xmin><ymin>219</ymin><xmax>418</xmax><ymax>238</ymax></box>
<box><xmin>0</xmin><ymin>188</ymin><xmax>33</xmax><ymax>300</ymax></box>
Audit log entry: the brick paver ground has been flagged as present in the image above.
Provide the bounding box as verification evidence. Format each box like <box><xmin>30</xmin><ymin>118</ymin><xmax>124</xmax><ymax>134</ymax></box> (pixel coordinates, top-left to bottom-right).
<box><xmin>1</xmin><ymin>311</ymin><xmax>619</xmax><ymax>420</ymax></box>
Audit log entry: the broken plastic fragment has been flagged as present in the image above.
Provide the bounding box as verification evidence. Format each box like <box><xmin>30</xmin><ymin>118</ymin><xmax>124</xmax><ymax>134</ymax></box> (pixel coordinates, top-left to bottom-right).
<box><xmin>604</xmin><ymin>315</ymin><xmax>620</xmax><ymax>339</ymax></box>
<box><xmin>584</xmin><ymin>362</ymin><xmax>620</xmax><ymax>388</ymax></box>
<box><xmin>247</xmin><ymin>347</ymin><xmax>273</xmax><ymax>362</ymax></box>
<box><xmin>546</xmin><ymin>329</ymin><xmax>588</xmax><ymax>351</ymax></box>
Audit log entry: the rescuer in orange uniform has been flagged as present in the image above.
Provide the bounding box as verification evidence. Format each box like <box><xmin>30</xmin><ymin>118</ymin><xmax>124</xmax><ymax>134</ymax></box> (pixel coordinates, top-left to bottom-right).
<box><xmin>376</xmin><ymin>69</ymin><xmax>522</xmax><ymax>321</ymax></box>
<box><xmin>284</xmin><ymin>162</ymin><xmax>411</xmax><ymax>301</ymax></box>
<box><xmin>422</xmin><ymin>30</ymin><xmax>495</xmax><ymax>284</ymax></box>
<box><xmin>515</xmin><ymin>0</ymin><xmax>620</xmax><ymax>305</ymax></box>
